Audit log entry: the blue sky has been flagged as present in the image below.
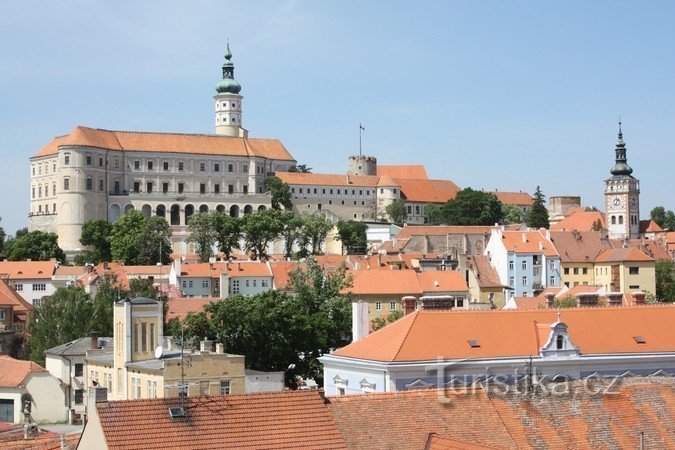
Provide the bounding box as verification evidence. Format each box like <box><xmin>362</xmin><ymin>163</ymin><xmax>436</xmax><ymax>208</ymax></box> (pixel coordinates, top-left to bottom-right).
<box><xmin>1</xmin><ymin>1</ymin><xmax>674</xmax><ymax>234</ymax></box>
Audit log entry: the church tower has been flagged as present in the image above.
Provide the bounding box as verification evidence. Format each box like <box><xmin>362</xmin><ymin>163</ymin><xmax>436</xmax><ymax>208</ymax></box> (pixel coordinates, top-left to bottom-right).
<box><xmin>604</xmin><ymin>122</ymin><xmax>640</xmax><ymax>240</ymax></box>
<box><xmin>214</xmin><ymin>43</ymin><xmax>246</xmax><ymax>137</ymax></box>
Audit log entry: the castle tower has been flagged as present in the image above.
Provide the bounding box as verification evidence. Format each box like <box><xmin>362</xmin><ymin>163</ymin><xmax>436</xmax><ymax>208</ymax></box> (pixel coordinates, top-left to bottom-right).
<box><xmin>604</xmin><ymin>122</ymin><xmax>640</xmax><ymax>240</ymax></box>
<box><xmin>214</xmin><ymin>43</ymin><xmax>246</xmax><ymax>137</ymax></box>
<box><xmin>347</xmin><ymin>155</ymin><xmax>377</xmax><ymax>176</ymax></box>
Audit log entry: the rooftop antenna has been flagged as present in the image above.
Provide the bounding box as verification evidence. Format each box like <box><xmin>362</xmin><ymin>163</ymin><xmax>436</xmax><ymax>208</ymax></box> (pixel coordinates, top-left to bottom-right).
<box><xmin>359</xmin><ymin>123</ymin><xmax>365</xmax><ymax>157</ymax></box>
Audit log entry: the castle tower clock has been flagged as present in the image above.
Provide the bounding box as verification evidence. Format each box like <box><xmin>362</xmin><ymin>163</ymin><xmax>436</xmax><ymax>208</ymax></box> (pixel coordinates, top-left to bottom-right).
<box><xmin>604</xmin><ymin>122</ymin><xmax>640</xmax><ymax>240</ymax></box>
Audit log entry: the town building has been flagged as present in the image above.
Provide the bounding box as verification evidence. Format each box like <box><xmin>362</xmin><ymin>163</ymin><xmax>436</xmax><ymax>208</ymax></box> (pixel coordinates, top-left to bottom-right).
<box><xmin>0</xmin><ymin>355</ymin><xmax>66</xmax><ymax>424</ymax></box>
<box><xmin>0</xmin><ymin>261</ymin><xmax>57</xmax><ymax>306</ymax></box>
<box><xmin>594</xmin><ymin>247</ymin><xmax>656</xmax><ymax>295</ymax></box>
<box><xmin>168</xmin><ymin>259</ymin><xmax>274</xmax><ymax>298</ymax></box>
<box><xmin>548</xmin><ymin>230</ymin><xmax>613</xmax><ymax>287</ymax></box>
<box><xmin>320</xmin><ymin>306</ymin><xmax>675</xmax><ymax>397</ymax></box>
<box><xmin>484</xmin><ymin>228</ymin><xmax>561</xmax><ymax>297</ymax></box>
<box><xmin>465</xmin><ymin>254</ymin><xmax>510</xmax><ymax>308</ymax></box>
<box><xmin>0</xmin><ymin>278</ymin><xmax>32</xmax><ymax>356</ymax></box>
<box><xmin>29</xmin><ymin>47</ymin><xmax>296</xmax><ymax>255</ymax></box>
<box><xmin>604</xmin><ymin>123</ymin><xmax>640</xmax><ymax>239</ymax></box>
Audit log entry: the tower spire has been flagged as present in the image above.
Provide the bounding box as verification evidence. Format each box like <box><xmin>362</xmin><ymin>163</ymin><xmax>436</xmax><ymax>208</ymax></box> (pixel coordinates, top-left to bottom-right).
<box><xmin>610</xmin><ymin>119</ymin><xmax>632</xmax><ymax>176</ymax></box>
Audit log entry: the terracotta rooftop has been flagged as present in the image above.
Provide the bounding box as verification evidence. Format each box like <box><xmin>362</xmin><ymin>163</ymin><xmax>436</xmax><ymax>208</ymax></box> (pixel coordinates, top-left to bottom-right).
<box><xmin>549</xmin><ymin>230</ymin><xmax>612</xmax><ymax>263</ymax></box>
<box><xmin>489</xmin><ymin>190</ymin><xmax>533</xmax><ymax>206</ymax></box>
<box><xmin>165</xmin><ymin>298</ymin><xmax>214</xmax><ymax>322</ymax></box>
<box><xmin>331</xmin><ymin>306</ymin><xmax>675</xmax><ymax>362</ymax></box>
<box><xmin>33</xmin><ymin>126</ymin><xmax>296</xmax><ymax>161</ymax></box>
<box><xmin>328</xmin><ymin>378</ymin><xmax>675</xmax><ymax>450</ymax></box>
<box><xmin>396</xmin><ymin>225</ymin><xmax>493</xmax><ymax>239</ymax></box>
<box><xmin>395</xmin><ymin>178</ymin><xmax>460</xmax><ymax>203</ymax></box>
<box><xmin>501</xmin><ymin>230</ymin><xmax>559</xmax><ymax>256</ymax></box>
<box><xmin>376</xmin><ymin>165</ymin><xmax>429</xmax><ymax>179</ymax></box>
<box><xmin>639</xmin><ymin>219</ymin><xmax>664</xmax><ymax>234</ymax></box>
<box><xmin>349</xmin><ymin>270</ymin><xmax>421</xmax><ymax>296</ymax></box>
<box><xmin>416</xmin><ymin>270</ymin><xmax>469</xmax><ymax>293</ymax></box>
<box><xmin>93</xmin><ymin>390</ymin><xmax>346</xmax><ymax>449</ymax></box>
<box><xmin>0</xmin><ymin>261</ymin><xmax>55</xmax><ymax>280</ymax></box>
<box><xmin>0</xmin><ymin>278</ymin><xmax>33</xmax><ymax>312</ymax></box>
<box><xmin>276</xmin><ymin>171</ymin><xmax>380</xmax><ymax>187</ymax></box>
<box><xmin>467</xmin><ymin>255</ymin><xmax>504</xmax><ymax>288</ymax></box>
<box><xmin>0</xmin><ymin>355</ymin><xmax>46</xmax><ymax>387</ymax></box>
<box><xmin>594</xmin><ymin>247</ymin><xmax>654</xmax><ymax>263</ymax></box>
<box><xmin>550</xmin><ymin>210</ymin><xmax>606</xmax><ymax>232</ymax></box>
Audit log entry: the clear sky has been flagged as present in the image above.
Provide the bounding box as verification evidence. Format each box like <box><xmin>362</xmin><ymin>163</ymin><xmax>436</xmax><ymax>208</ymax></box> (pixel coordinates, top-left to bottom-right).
<box><xmin>1</xmin><ymin>1</ymin><xmax>674</xmax><ymax>234</ymax></box>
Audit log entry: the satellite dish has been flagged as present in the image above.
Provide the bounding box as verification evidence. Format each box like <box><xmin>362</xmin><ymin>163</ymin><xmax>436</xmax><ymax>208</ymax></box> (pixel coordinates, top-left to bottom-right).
<box><xmin>154</xmin><ymin>346</ymin><xmax>164</xmax><ymax>359</ymax></box>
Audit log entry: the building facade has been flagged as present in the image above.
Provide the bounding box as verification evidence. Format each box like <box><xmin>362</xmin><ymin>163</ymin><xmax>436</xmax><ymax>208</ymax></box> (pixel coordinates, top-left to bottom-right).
<box><xmin>29</xmin><ymin>47</ymin><xmax>296</xmax><ymax>255</ymax></box>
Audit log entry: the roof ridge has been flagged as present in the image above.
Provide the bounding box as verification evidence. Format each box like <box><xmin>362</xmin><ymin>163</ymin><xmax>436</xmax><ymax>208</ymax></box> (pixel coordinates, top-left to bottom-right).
<box><xmin>392</xmin><ymin>311</ymin><xmax>420</xmax><ymax>361</ymax></box>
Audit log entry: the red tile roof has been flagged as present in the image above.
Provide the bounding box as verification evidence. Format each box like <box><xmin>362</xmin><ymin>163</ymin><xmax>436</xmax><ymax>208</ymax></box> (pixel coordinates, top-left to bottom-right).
<box><xmin>594</xmin><ymin>247</ymin><xmax>654</xmax><ymax>263</ymax></box>
<box><xmin>0</xmin><ymin>261</ymin><xmax>55</xmax><ymax>280</ymax></box>
<box><xmin>349</xmin><ymin>270</ymin><xmax>421</xmax><ymax>296</ymax></box>
<box><xmin>0</xmin><ymin>355</ymin><xmax>45</xmax><ymax>387</ymax></box>
<box><xmin>416</xmin><ymin>270</ymin><xmax>468</xmax><ymax>293</ymax></box>
<box><xmin>490</xmin><ymin>190</ymin><xmax>533</xmax><ymax>206</ymax></box>
<box><xmin>377</xmin><ymin>165</ymin><xmax>429</xmax><ymax>179</ymax></box>
<box><xmin>396</xmin><ymin>226</ymin><xmax>493</xmax><ymax>239</ymax></box>
<box><xmin>639</xmin><ymin>220</ymin><xmax>664</xmax><ymax>234</ymax></box>
<box><xmin>501</xmin><ymin>231</ymin><xmax>559</xmax><ymax>256</ymax></box>
<box><xmin>0</xmin><ymin>278</ymin><xmax>33</xmax><ymax>312</ymax></box>
<box><xmin>276</xmin><ymin>172</ymin><xmax>379</xmax><ymax>187</ymax></box>
<box><xmin>166</xmin><ymin>298</ymin><xmax>213</xmax><ymax>321</ymax></box>
<box><xmin>550</xmin><ymin>211</ymin><xmax>606</xmax><ymax>232</ymax></box>
<box><xmin>33</xmin><ymin>126</ymin><xmax>295</xmax><ymax>161</ymax></box>
<box><xmin>331</xmin><ymin>305</ymin><xmax>675</xmax><ymax>362</ymax></box>
<box><xmin>94</xmin><ymin>390</ymin><xmax>346</xmax><ymax>449</ymax></box>
<box><xmin>396</xmin><ymin>178</ymin><xmax>460</xmax><ymax>203</ymax></box>
<box><xmin>549</xmin><ymin>230</ymin><xmax>612</xmax><ymax>262</ymax></box>
<box><xmin>467</xmin><ymin>255</ymin><xmax>504</xmax><ymax>288</ymax></box>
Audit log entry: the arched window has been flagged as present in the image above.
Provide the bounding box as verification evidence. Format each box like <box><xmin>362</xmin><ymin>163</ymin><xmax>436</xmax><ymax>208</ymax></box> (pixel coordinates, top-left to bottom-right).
<box><xmin>611</xmin><ymin>216</ymin><xmax>616</xmax><ymax>225</ymax></box>
<box><xmin>556</xmin><ymin>335</ymin><xmax>564</xmax><ymax>350</ymax></box>
<box><xmin>618</xmin><ymin>216</ymin><xmax>624</xmax><ymax>225</ymax></box>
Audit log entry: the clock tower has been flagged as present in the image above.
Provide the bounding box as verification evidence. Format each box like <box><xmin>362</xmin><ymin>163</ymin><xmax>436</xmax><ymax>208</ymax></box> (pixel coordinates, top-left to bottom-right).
<box><xmin>604</xmin><ymin>122</ymin><xmax>640</xmax><ymax>240</ymax></box>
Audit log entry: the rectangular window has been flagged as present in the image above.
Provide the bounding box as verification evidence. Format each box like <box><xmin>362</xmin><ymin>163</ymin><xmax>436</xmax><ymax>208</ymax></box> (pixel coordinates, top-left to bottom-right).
<box><xmin>253</xmin><ymin>280</ymin><xmax>257</xmax><ymax>287</ymax></box>
<box><xmin>163</xmin><ymin>161</ymin><xmax>169</xmax><ymax>171</ymax></box>
<box><xmin>141</xmin><ymin>322</ymin><xmax>147</xmax><ymax>352</ymax></box>
<box><xmin>245</xmin><ymin>280</ymin><xmax>250</xmax><ymax>287</ymax></box>
<box><xmin>522</xmin><ymin>276</ymin><xmax>528</xmax><ymax>286</ymax></box>
<box><xmin>32</xmin><ymin>284</ymin><xmax>46</xmax><ymax>291</ymax></box>
<box><xmin>188</xmin><ymin>281</ymin><xmax>193</xmax><ymax>288</ymax></box>
<box><xmin>549</xmin><ymin>276</ymin><xmax>555</xmax><ymax>285</ymax></box>
<box><xmin>390</xmin><ymin>301</ymin><xmax>396</xmax><ymax>310</ymax></box>
<box><xmin>163</xmin><ymin>182</ymin><xmax>169</xmax><ymax>194</ymax></box>
<box><xmin>99</xmin><ymin>179</ymin><xmax>104</xmax><ymax>191</ymax></box>
<box><xmin>563</xmin><ymin>267</ymin><xmax>570</xmax><ymax>275</ymax></box>
<box><xmin>178</xmin><ymin>161</ymin><xmax>184</xmax><ymax>171</ymax></box>
<box><xmin>63</xmin><ymin>178</ymin><xmax>70</xmax><ymax>191</ymax></box>
<box><xmin>261</xmin><ymin>279</ymin><xmax>268</xmax><ymax>287</ymax></box>
<box><xmin>375</xmin><ymin>301</ymin><xmax>382</xmax><ymax>310</ymax></box>
<box><xmin>243</xmin><ymin>164</ymin><xmax>248</xmax><ymax>172</ymax></box>
<box><xmin>146</xmin><ymin>182</ymin><xmax>153</xmax><ymax>193</ymax></box>
<box><xmin>14</xmin><ymin>284</ymin><xmax>22</xmax><ymax>292</ymax></box>
<box><xmin>243</xmin><ymin>185</ymin><xmax>248</xmax><ymax>194</ymax></box>
<box><xmin>228</xmin><ymin>163</ymin><xmax>234</xmax><ymax>172</ymax></box>
<box><xmin>202</xmin><ymin>280</ymin><xmax>209</xmax><ymax>288</ymax></box>
<box><xmin>135</xmin><ymin>378</ymin><xmax>141</xmax><ymax>399</ymax></box>
<box><xmin>214</xmin><ymin>184</ymin><xmax>220</xmax><ymax>194</ymax></box>
<box><xmin>99</xmin><ymin>157</ymin><xmax>103</xmax><ymax>167</ymax></box>
<box><xmin>522</xmin><ymin>260</ymin><xmax>527</xmax><ymax>270</ymax></box>
<box><xmin>214</xmin><ymin>163</ymin><xmax>220</xmax><ymax>172</ymax></box>
<box><xmin>220</xmin><ymin>380</ymin><xmax>231</xmax><ymax>395</ymax></box>
<box><xmin>232</xmin><ymin>280</ymin><xmax>240</xmax><ymax>294</ymax></box>
<box><xmin>86</xmin><ymin>178</ymin><xmax>93</xmax><ymax>191</ymax></box>
<box><xmin>133</xmin><ymin>182</ymin><xmax>140</xmax><ymax>193</ymax></box>
<box><xmin>299</xmin><ymin>188</ymin><xmax>303</xmax><ymax>194</ymax></box>
<box><xmin>147</xmin><ymin>161</ymin><xmax>153</xmax><ymax>170</ymax></box>
<box><xmin>178</xmin><ymin>183</ymin><xmax>184</xmax><ymax>194</ymax></box>
<box><xmin>629</xmin><ymin>267</ymin><xmax>639</xmax><ymax>275</ymax></box>
<box><xmin>86</xmin><ymin>155</ymin><xmax>92</xmax><ymax>165</ymax></box>
<box><xmin>582</xmin><ymin>268</ymin><xmax>588</xmax><ymax>275</ymax></box>
<box><xmin>228</xmin><ymin>184</ymin><xmax>234</xmax><ymax>194</ymax></box>
<box><xmin>114</xmin><ymin>158</ymin><xmax>119</xmax><ymax>168</ymax></box>
<box><xmin>134</xmin><ymin>160</ymin><xmax>140</xmax><ymax>170</ymax></box>
<box><xmin>150</xmin><ymin>323</ymin><xmax>155</xmax><ymax>351</ymax></box>
<box><xmin>74</xmin><ymin>363</ymin><xmax>83</xmax><ymax>377</ymax></box>
<box><xmin>64</xmin><ymin>154</ymin><xmax>70</xmax><ymax>165</ymax></box>
<box><xmin>509</xmin><ymin>276</ymin><xmax>514</xmax><ymax>286</ymax></box>
<box><xmin>134</xmin><ymin>324</ymin><xmax>139</xmax><ymax>352</ymax></box>
<box><xmin>74</xmin><ymin>389</ymin><xmax>84</xmax><ymax>404</ymax></box>
<box><xmin>509</xmin><ymin>261</ymin><xmax>514</xmax><ymax>270</ymax></box>
<box><xmin>200</xmin><ymin>183</ymin><xmax>206</xmax><ymax>194</ymax></box>
<box><xmin>573</xmin><ymin>267</ymin><xmax>579</xmax><ymax>275</ymax></box>
<box><xmin>182</xmin><ymin>280</ymin><xmax>187</xmax><ymax>288</ymax></box>
<box><xmin>200</xmin><ymin>162</ymin><xmax>206</xmax><ymax>171</ymax></box>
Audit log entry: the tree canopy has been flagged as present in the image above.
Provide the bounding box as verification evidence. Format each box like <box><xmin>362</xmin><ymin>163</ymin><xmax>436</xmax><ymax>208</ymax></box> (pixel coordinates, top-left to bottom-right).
<box><xmin>650</xmin><ymin>206</ymin><xmax>675</xmax><ymax>230</ymax></box>
<box><xmin>441</xmin><ymin>188</ymin><xmax>503</xmax><ymax>226</ymax></box>
<box><xmin>502</xmin><ymin>204</ymin><xmax>524</xmax><ymax>225</ymax></box>
<box><xmin>655</xmin><ymin>259</ymin><xmax>675</xmax><ymax>302</ymax></box>
<box><xmin>212</xmin><ymin>212</ymin><xmax>242</xmax><ymax>258</ymax></box>
<box><xmin>4</xmin><ymin>230</ymin><xmax>65</xmax><ymax>261</ymax></box>
<box><xmin>265</xmin><ymin>176</ymin><xmax>293</xmax><ymax>210</ymax></box>
<box><xmin>241</xmin><ymin>209</ymin><xmax>284</xmax><ymax>260</ymax></box>
<box><xmin>110</xmin><ymin>211</ymin><xmax>172</xmax><ymax>265</ymax></box>
<box><xmin>187</xmin><ymin>212</ymin><xmax>217</xmax><ymax>262</ymax></box>
<box><xmin>336</xmin><ymin>220</ymin><xmax>368</xmax><ymax>254</ymax></box>
<box><xmin>525</xmin><ymin>186</ymin><xmax>550</xmax><ymax>229</ymax></box>
<box><xmin>300</xmin><ymin>213</ymin><xmax>333</xmax><ymax>256</ymax></box>
<box><xmin>75</xmin><ymin>219</ymin><xmax>113</xmax><ymax>264</ymax></box>
<box><xmin>385</xmin><ymin>199</ymin><xmax>407</xmax><ymax>224</ymax></box>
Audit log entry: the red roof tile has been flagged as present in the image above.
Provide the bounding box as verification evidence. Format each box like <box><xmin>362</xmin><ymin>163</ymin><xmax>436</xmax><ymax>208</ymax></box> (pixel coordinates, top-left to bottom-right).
<box><xmin>0</xmin><ymin>355</ymin><xmax>45</xmax><ymax>387</ymax></box>
<box><xmin>377</xmin><ymin>165</ymin><xmax>429</xmax><ymax>179</ymax></box>
<box><xmin>595</xmin><ymin>247</ymin><xmax>654</xmax><ymax>263</ymax></box>
<box><xmin>550</xmin><ymin>211</ymin><xmax>606</xmax><ymax>232</ymax></box>
<box><xmin>396</xmin><ymin>178</ymin><xmax>460</xmax><ymax>203</ymax></box>
<box><xmin>501</xmin><ymin>231</ymin><xmax>559</xmax><ymax>256</ymax></box>
<box><xmin>0</xmin><ymin>261</ymin><xmax>55</xmax><ymax>280</ymax></box>
<box><xmin>490</xmin><ymin>190</ymin><xmax>533</xmax><ymax>206</ymax></box>
<box><xmin>165</xmin><ymin>298</ymin><xmax>213</xmax><ymax>322</ymax></box>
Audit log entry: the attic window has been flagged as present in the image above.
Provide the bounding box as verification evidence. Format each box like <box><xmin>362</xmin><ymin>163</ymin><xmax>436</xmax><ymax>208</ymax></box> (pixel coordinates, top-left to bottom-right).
<box><xmin>468</xmin><ymin>339</ymin><xmax>480</xmax><ymax>348</ymax></box>
<box><xmin>633</xmin><ymin>336</ymin><xmax>646</xmax><ymax>344</ymax></box>
<box><xmin>168</xmin><ymin>407</ymin><xmax>186</xmax><ymax>419</ymax></box>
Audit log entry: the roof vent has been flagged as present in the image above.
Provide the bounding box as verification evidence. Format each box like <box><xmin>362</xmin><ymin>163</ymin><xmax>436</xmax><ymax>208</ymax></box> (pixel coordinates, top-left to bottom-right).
<box><xmin>633</xmin><ymin>336</ymin><xmax>646</xmax><ymax>344</ymax></box>
<box><xmin>468</xmin><ymin>339</ymin><xmax>480</xmax><ymax>348</ymax></box>
<box><xmin>434</xmin><ymin>280</ymin><xmax>439</xmax><ymax>287</ymax></box>
<box><xmin>168</xmin><ymin>406</ymin><xmax>187</xmax><ymax>419</ymax></box>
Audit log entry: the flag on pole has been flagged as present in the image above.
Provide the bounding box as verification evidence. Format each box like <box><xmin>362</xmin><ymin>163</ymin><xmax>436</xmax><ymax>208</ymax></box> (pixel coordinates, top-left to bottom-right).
<box><xmin>359</xmin><ymin>123</ymin><xmax>365</xmax><ymax>131</ymax></box>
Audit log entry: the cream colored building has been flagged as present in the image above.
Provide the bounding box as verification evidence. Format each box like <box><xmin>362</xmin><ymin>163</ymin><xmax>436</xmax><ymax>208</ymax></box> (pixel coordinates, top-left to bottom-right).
<box><xmin>85</xmin><ymin>297</ymin><xmax>245</xmax><ymax>403</ymax></box>
<box><xmin>29</xmin><ymin>47</ymin><xmax>296</xmax><ymax>255</ymax></box>
<box><xmin>593</xmin><ymin>247</ymin><xmax>656</xmax><ymax>296</ymax></box>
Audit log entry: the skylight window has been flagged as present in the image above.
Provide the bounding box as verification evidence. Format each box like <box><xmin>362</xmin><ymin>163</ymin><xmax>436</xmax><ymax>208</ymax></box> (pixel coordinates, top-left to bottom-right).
<box><xmin>468</xmin><ymin>339</ymin><xmax>480</xmax><ymax>348</ymax></box>
<box><xmin>633</xmin><ymin>336</ymin><xmax>646</xmax><ymax>344</ymax></box>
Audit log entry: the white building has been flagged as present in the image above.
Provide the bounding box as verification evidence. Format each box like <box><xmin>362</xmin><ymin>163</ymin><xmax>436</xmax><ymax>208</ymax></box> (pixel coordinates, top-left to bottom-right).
<box><xmin>605</xmin><ymin>123</ymin><xmax>640</xmax><ymax>240</ymax></box>
<box><xmin>29</xmin><ymin>46</ymin><xmax>296</xmax><ymax>255</ymax></box>
<box><xmin>0</xmin><ymin>261</ymin><xmax>56</xmax><ymax>306</ymax></box>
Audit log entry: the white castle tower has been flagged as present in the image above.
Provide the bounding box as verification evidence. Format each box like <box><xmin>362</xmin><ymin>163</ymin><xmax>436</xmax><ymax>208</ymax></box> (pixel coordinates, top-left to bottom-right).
<box><xmin>214</xmin><ymin>43</ymin><xmax>247</xmax><ymax>137</ymax></box>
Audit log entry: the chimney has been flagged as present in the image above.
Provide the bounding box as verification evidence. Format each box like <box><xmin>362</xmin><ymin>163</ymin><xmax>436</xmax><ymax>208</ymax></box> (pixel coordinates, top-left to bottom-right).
<box><xmin>90</xmin><ymin>331</ymin><xmax>99</xmax><ymax>350</ymax></box>
<box><xmin>89</xmin><ymin>386</ymin><xmax>108</xmax><ymax>404</ymax></box>
<box><xmin>545</xmin><ymin>293</ymin><xmax>555</xmax><ymax>308</ymax></box>
<box><xmin>215</xmin><ymin>343</ymin><xmax>225</xmax><ymax>354</ymax></box>
<box><xmin>351</xmin><ymin>301</ymin><xmax>369</xmax><ymax>342</ymax></box>
<box><xmin>403</xmin><ymin>296</ymin><xmax>417</xmax><ymax>315</ymax></box>
<box><xmin>522</xmin><ymin>233</ymin><xmax>527</xmax><ymax>243</ymax></box>
<box><xmin>103</xmin><ymin>262</ymin><xmax>109</xmax><ymax>271</ymax></box>
<box><xmin>632</xmin><ymin>292</ymin><xmax>646</xmax><ymax>305</ymax></box>
<box><xmin>200</xmin><ymin>339</ymin><xmax>214</xmax><ymax>353</ymax></box>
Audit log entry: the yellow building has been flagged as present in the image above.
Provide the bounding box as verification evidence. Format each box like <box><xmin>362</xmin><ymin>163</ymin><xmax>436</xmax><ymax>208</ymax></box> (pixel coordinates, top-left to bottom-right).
<box><xmin>466</xmin><ymin>255</ymin><xmax>510</xmax><ymax>309</ymax></box>
<box><xmin>593</xmin><ymin>248</ymin><xmax>656</xmax><ymax>295</ymax></box>
<box><xmin>85</xmin><ymin>297</ymin><xmax>245</xmax><ymax>402</ymax></box>
<box><xmin>549</xmin><ymin>231</ymin><xmax>612</xmax><ymax>288</ymax></box>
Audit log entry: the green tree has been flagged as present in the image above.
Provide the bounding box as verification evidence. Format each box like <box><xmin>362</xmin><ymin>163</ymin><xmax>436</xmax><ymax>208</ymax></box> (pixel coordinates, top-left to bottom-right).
<box><xmin>385</xmin><ymin>199</ymin><xmax>407</xmax><ymax>224</ymax></box>
<box><xmin>241</xmin><ymin>209</ymin><xmax>284</xmax><ymax>260</ymax></box>
<box><xmin>525</xmin><ymin>186</ymin><xmax>550</xmax><ymax>229</ymax></box>
<box><xmin>0</xmin><ymin>217</ymin><xmax>6</xmax><ymax>257</ymax></box>
<box><xmin>655</xmin><ymin>259</ymin><xmax>675</xmax><ymax>302</ymax></box>
<box><xmin>137</xmin><ymin>216</ymin><xmax>172</xmax><ymax>265</ymax></box>
<box><xmin>336</xmin><ymin>220</ymin><xmax>368</xmax><ymax>254</ymax></box>
<box><xmin>650</xmin><ymin>207</ymin><xmax>667</xmax><ymax>228</ymax></box>
<box><xmin>110</xmin><ymin>211</ymin><xmax>145</xmax><ymax>264</ymax></box>
<box><xmin>288</xmin><ymin>164</ymin><xmax>312</xmax><ymax>173</ymax></box>
<box><xmin>265</xmin><ymin>176</ymin><xmax>293</xmax><ymax>210</ymax></box>
<box><xmin>502</xmin><ymin>204</ymin><xmax>524</xmax><ymax>225</ymax></box>
<box><xmin>442</xmin><ymin>188</ymin><xmax>503</xmax><ymax>226</ymax></box>
<box><xmin>591</xmin><ymin>219</ymin><xmax>604</xmax><ymax>231</ymax></box>
<box><xmin>77</xmin><ymin>219</ymin><xmax>113</xmax><ymax>264</ymax></box>
<box><xmin>552</xmin><ymin>296</ymin><xmax>577</xmax><ymax>308</ymax></box>
<box><xmin>187</xmin><ymin>212</ymin><xmax>217</xmax><ymax>262</ymax></box>
<box><xmin>212</xmin><ymin>212</ymin><xmax>241</xmax><ymax>258</ymax></box>
<box><xmin>4</xmin><ymin>230</ymin><xmax>65</xmax><ymax>261</ymax></box>
<box><xmin>279</xmin><ymin>211</ymin><xmax>304</xmax><ymax>259</ymax></box>
<box><xmin>300</xmin><ymin>213</ymin><xmax>333</xmax><ymax>256</ymax></box>
<box><xmin>424</xmin><ymin>204</ymin><xmax>445</xmax><ymax>225</ymax></box>
<box><xmin>371</xmin><ymin>310</ymin><xmax>403</xmax><ymax>332</ymax></box>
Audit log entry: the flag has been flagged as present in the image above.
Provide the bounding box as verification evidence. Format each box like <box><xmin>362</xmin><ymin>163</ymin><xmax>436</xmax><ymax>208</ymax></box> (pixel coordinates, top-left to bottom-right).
<box><xmin>359</xmin><ymin>123</ymin><xmax>365</xmax><ymax>131</ymax></box>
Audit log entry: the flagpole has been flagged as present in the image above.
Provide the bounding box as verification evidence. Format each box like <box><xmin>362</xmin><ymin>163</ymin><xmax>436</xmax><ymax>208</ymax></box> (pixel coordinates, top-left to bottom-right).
<box><xmin>359</xmin><ymin>123</ymin><xmax>362</xmax><ymax>157</ymax></box>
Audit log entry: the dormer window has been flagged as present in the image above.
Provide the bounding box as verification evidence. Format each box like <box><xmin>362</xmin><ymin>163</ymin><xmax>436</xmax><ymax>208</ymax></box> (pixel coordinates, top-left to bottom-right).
<box><xmin>633</xmin><ymin>336</ymin><xmax>646</xmax><ymax>344</ymax></box>
<box><xmin>556</xmin><ymin>334</ymin><xmax>564</xmax><ymax>350</ymax></box>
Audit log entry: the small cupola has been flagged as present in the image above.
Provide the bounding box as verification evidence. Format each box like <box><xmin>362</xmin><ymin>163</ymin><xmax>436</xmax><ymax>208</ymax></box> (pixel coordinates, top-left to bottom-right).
<box><xmin>540</xmin><ymin>313</ymin><xmax>580</xmax><ymax>358</ymax></box>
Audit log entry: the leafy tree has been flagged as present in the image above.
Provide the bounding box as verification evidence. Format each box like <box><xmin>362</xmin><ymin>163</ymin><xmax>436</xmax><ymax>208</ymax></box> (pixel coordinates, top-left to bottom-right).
<box><xmin>650</xmin><ymin>206</ymin><xmax>675</xmax><ymax>230</ymax></box>
<box><xmin>424</xmin><ymin>204</ymin><xmax>445</xmax><ymax>225</ymax></box>
<box><xmin>385</xmin><ymin>199</ymin><xmax>407</xmax><ymax>224</ymax></box>
<box><xmin>655</xmin><ymin>259</ymin><xmax>675</xmax><ymax>302</ymax></box>
<box><xmin>180</xmin><ymin>259</ymin><xmax>352</xmax><ymax>386</ymax></box>
<box><xmin>336</xmin><ymin>220</ymin><xmax>368</xmax><ymax>254</ymax></box>
<box><xmin>110</xmin><ymin>212</ymin><xmax>171</xmax><ymax>265</ymax></box>
<box><xmin>137</xmin><ymin>216</ymin><xmax>172</xmax><ymax>265</ymax></box>
<box><xmin>0</xmin><ymin>217</ymin><xmax>6</xmax><ymax>256</ymax></box>
<box><xmin>591</xmin><ymin>219</ymin><xmax>604</xmax><ymax>231</ymax></box>
<box><xmin>128</xmin><ymin>277</ymin><xmax>158</xmax><ymax>298</ymax></box>
<box><xmin>288</xmin><ymin>164</ymin><xmax>312</xmax><ymax>173</ymax></box>
<box><xmin>187</xmin><ymin>212</ymin><xmax>217</xmax><ymax>262</ymax></box>
<box><xmin>279</xmin><ymin>211</ymin><xmax>304</xmax><ymax>259</ymax></box>
<box><xmin>552</xmin><ymin>296</ymin><xmax>577</xmax><ymax>308</ymax></box>
<box><xmin>241</xmin><ymin>209</ymin><xmax>284</xmax><ymax>260</ymax></box>
<box><xmin>525</xmin><ymin>186</ymin><xmax>550</xmax><ymax>229</ymax></box>
<box><xmin>502</xmin><ymin>204</ymin><xmax>524</xmax><ymax>225</ymax></box>
<box><xmin>300</xmin><ymin>213</ymin><xmax>333</xmax><ymax>256</ymax></box>
<box><xmin>265</xmin><ymin>176</ymin><xmax>293</xmax><ymax>210</ymax></box>
<box><xmin>442</xmin><ymin>188</ymin><xmax>503</xmax><ymax>226</ymax></box>
<box><xmin>371</xmin><ymin>310</ymin><xmax>403</xmax><ymax>332</ymax></box>
<box><xmin>78</xmin><ymin>220</ymin><xmax>113</xmax><ymax>263</ymax></box>
<box><xmin>4</xmin><ymin>230</ymin><xmax>65</xmax><ymax>261</ymax></box>
<box><xmin>212</xmin><ymin>212</ymin><xmax>241</xmax><ymax>258</ymax></box>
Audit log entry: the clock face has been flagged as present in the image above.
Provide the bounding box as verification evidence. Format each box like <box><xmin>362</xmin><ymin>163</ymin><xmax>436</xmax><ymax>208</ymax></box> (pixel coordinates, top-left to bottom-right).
<box><xmin>613</xmin><ymin>197</ymin><xmax>621</xmax><ymax>206</ymax></box>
